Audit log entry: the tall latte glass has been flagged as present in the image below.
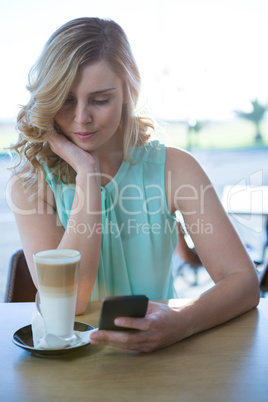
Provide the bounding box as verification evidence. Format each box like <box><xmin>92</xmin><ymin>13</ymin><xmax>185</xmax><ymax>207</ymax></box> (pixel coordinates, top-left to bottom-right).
<box><xmin>33</xmin><ymin>249</ymin><xmax>81</xmax><ymax>340</ymax></box>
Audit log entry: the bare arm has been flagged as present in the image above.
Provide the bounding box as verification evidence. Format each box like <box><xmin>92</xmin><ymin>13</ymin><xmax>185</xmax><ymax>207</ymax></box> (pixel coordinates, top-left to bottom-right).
<box><xmin>165</xmin><ymin>146</ymin><xmax>259</xmax><ymax>335</ymax></box>
<box><xmin>8</xmin><ymin>133</ymin><xmax>102</xmax><ymax>314</ymax></box>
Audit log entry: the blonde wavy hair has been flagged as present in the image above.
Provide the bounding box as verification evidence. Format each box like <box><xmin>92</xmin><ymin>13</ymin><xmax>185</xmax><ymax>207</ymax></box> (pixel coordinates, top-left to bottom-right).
<box><xmin>11</xmin><ymin>17</ymin><xmax>154</xmax><ymax>195</ymax></box>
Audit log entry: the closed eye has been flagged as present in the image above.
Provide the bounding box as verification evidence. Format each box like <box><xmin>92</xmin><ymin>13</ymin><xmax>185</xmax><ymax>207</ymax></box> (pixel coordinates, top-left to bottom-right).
<box><xmin>92</xmin><ymin>99</ymin><xmax>110</xmax><ymax>105</ymax></box>
<box><xmin>64</xmin><ymin>97</ymin><xmax>75</xmax><ymax>104</ymax></box>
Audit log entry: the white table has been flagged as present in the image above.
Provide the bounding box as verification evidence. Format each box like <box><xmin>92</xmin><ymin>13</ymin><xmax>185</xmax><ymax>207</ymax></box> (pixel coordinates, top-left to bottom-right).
<box><xmin>222</xmin><ymin>185</ymin><xmax>268</xmax><ymax>215</ymax></box>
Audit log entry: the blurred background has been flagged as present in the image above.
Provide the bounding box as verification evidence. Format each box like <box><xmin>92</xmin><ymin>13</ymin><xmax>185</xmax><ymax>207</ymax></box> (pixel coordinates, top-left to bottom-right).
<box><xmin>1</xmin><ymin>0</ymin><xmax>268</xmax><ymax>301</ymax></box>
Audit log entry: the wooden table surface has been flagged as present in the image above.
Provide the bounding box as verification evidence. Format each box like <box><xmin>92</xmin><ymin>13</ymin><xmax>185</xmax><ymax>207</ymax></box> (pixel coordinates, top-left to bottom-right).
<box><xmin>1</xmin><ymin>299</ymin><xmax>268</xmax><ymax>402</ymax></box>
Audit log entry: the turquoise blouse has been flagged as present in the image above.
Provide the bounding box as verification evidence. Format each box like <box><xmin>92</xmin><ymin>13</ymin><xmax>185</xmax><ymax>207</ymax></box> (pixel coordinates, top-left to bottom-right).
<box><xmin>43</xmin><ymin>140</ymin><xmax>178</xmax><ymax>301</ymax></box>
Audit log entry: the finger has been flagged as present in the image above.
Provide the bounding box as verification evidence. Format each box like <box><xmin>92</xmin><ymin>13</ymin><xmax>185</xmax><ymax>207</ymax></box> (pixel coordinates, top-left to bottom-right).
<box><xmin>90</xmin><ymin>330</ymin><xmax>153</xmax><ymax>352</ymax></box>
<box><xmin>114</xmin><ymin>316</ymin><xmax>151</xmax><ymax>331</ymax></box>
<box><xmin>90</xmin><ymin>328</ymin><xmax>146</xmax><ymax>345</ymax></box>
<box><xmin>48</xmin><ymin>133</ymin><xmax>64</xmax><ymax>155</ymax></box>
<box><xmin>48</xmin><ymin>133</ymin><xmax>69</xmax><ymax>153</ymax></box>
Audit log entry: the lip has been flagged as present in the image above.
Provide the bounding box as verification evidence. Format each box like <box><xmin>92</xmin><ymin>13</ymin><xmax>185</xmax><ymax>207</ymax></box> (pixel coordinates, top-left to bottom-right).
<box><xmin>73</xmin><ymin>131</ymin><xmax>98</xmax><ymax>140</ymax></box>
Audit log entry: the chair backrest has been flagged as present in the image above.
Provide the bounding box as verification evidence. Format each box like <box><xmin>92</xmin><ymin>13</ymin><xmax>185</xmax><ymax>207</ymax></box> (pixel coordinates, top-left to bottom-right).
<box><xmin>4</xmin><ymin>249</ymin><xmax>36</xmax><ymax>302</ymax></box>
<box><xmin>259</xmin><ymin>246</ymin><xmax>268</xmax><ymax>294</ymax></box>
<box><xmin>260</xmin><ymin>268</ymin><xmax>268</xmax><ymax>293</ymax></box>
<box><xmin>259</xmin><ymin>220</ymin><xmax>268</xmax><ymax>294</ymax></box>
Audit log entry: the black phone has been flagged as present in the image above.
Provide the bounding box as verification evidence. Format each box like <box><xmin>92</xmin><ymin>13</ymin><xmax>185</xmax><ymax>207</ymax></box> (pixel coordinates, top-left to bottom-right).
<box><xmin>98</xmin><ymin>295</ymin><xmax>149</xmax><ymax>331</ymax></box>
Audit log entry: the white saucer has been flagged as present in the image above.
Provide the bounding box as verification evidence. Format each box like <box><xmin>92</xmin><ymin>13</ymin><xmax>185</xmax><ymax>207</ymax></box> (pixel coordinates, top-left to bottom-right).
<box><xmin>13</xmin><ymin>321</ymin><xmax>94</xmax><ymax>357</ymax></box>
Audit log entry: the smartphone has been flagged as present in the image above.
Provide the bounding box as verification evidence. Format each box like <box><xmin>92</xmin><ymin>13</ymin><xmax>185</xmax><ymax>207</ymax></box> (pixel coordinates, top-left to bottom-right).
<box><xmin>98</xmin><ymin>295</ymin><xmax>149</xmax><ymax>331</ymax></box>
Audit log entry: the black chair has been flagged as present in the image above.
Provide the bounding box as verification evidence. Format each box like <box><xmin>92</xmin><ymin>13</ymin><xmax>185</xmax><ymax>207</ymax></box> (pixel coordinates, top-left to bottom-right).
<box><xmin>259</xmin><ymin>244</ymin><xmax>268</xmax><ymax>296</ymax></box>
<box><xmin>4</xmin><ymin>249</ymin><xmax>36</xmax><ymax>302</ymax></box>
<box><xmin>260</xmin><ymin>266</ymin><xmax>268</xmax><ymax>295</ymax></box>
<box><xmin>258</xmin><ymin>218</ymin><xmax>268</xmax><ymax>296</ymax></box>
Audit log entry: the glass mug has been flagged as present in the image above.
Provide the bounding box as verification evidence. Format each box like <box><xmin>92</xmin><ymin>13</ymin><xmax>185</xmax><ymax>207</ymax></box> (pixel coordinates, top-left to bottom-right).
<box><xmin>33</xmin><ymin>249</ymin><xmax>81</xmax><ymax>341</ymax></box>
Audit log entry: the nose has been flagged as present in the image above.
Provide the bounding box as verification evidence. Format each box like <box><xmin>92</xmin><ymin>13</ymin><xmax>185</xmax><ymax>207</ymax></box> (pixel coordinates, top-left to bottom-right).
<box><xmin>74</xmin><ymin>102</ymin><xmax>93</xmax><ymax>125</ymax></box>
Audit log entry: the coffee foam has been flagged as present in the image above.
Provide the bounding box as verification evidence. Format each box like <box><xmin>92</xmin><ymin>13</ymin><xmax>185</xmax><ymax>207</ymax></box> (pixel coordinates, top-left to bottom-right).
<box><xmin>34</xmin><ymin>249</ymin><xmax>81</xmax><ymax>265</ymax></box>
<box><xmin>36</xmin><ymin>261</ymin><xmax>79</xmax><ymax>289</ymax></box>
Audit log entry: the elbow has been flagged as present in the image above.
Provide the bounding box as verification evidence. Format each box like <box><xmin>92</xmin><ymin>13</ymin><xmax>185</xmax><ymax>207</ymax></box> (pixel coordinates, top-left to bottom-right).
<box><xmin>252</xmin><ymin>286</ymin><xmax>261</xmax><ymax>309</ymax></box>
<box><xmin>75</xmin><ymin>297</ymin><xmax>89</xmax><ymax>316</ymax></box>
<box><xmin>248</xmin><ymin>273</ymin><xmax>260</xmax><ymax>309</ymax></box>
<box><xmin>75</xmin><ymin>306</ymin><xmax>87</xmax><ymax>316</ymax></box>
<box><xmin>75</xmin><ymin>283</ymin><xmax>92</xmax><ymax>315</ymax></box>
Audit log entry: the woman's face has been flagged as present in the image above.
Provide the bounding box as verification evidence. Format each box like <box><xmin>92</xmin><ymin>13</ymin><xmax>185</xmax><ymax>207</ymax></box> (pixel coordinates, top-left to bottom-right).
<box><xmin>54</xmin><ymin>60</ymin><xmax>125</xmax><ymax>154</ymax></box>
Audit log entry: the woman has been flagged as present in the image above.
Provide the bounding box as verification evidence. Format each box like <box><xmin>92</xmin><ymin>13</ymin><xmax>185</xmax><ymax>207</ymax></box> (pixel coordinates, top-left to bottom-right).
<box><xmin>8</xmin><ymin>17</ymin><xmax>259</xmax><ymax>352</ymax></box>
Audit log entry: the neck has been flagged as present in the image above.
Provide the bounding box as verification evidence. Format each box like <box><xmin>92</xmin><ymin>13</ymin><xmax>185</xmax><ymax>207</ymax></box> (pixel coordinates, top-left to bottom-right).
<box><xmin>98</xmin><ymin>130</ymin><xmax>124</xmax><ymax>186</ymax></box>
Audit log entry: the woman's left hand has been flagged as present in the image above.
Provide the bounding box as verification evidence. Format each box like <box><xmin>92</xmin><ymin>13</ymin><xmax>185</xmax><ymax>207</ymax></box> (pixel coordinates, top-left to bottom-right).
<box><xmin>90</xmin><ymin>301</ymin><xmax>188</xmax><ymax>353</ymax></box>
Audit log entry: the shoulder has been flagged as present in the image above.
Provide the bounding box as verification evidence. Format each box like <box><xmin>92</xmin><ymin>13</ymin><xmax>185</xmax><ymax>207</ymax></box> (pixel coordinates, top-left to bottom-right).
<box><xmin>165</xmin><ymin>146</ymin><xmax>205</xmax><ymax>180</ymax></box>
<box><xmin>7</xmin><ymin>165</ymin><xmax>55</xmax><ymax>211</ymax></box>
<box><xmin>165</xmin><ymin>146</ymin><xmax>213</xmax><ymax>215</ymax></box>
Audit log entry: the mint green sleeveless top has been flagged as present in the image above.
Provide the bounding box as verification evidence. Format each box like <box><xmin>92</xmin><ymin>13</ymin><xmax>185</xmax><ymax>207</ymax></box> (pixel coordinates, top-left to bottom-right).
<box><xmin>43</xmin><ymin>140</ymin><xmax>178</xmax><ymax>301</ymax></box>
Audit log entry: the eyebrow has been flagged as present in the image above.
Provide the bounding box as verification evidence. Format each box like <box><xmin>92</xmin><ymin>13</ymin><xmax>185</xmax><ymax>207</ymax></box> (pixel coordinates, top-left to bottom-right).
<box><xmin>69</xmin><ymin>88</ymin><xmax>117</xmax><ymax>96</ymax></box>
<box><xmin>90</xmin><ymin>88</ymin><xmax>116</xmax><ymax>95</ymax></box>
